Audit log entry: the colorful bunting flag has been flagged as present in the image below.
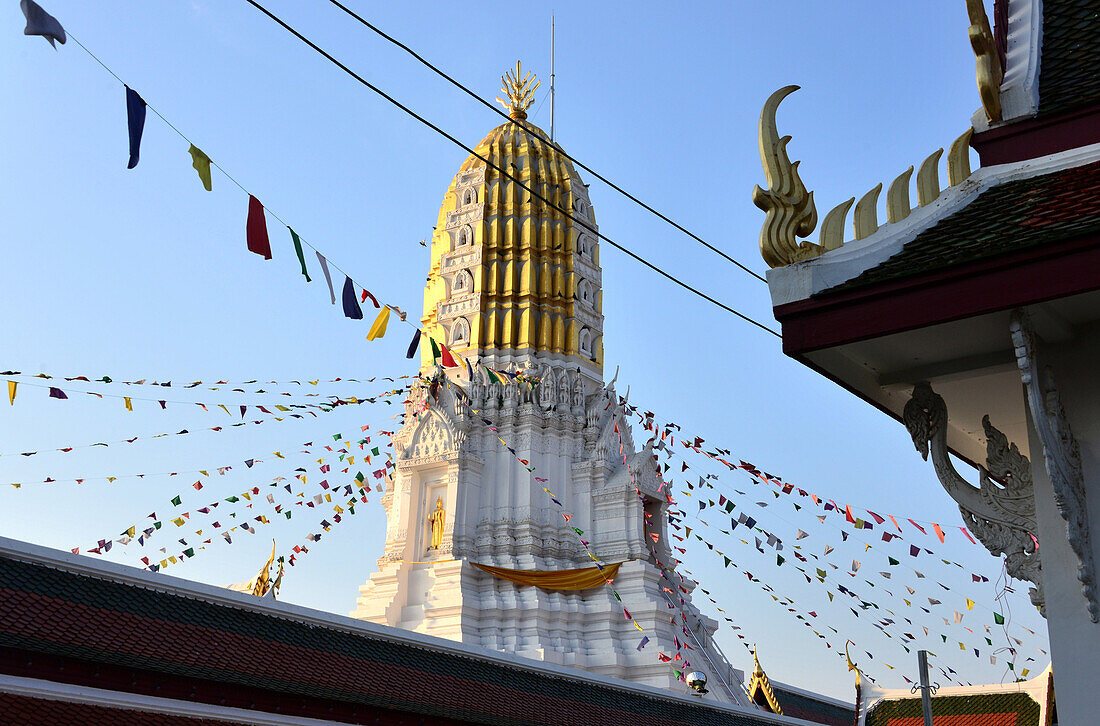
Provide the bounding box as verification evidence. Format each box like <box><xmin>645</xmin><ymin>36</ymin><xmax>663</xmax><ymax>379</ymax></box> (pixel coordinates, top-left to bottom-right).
<box><xmin>188</xmin><ymin>144</ymin><xmax>212</xmax><ymax>191</ymax></box>
<box><xmin>125</xmin><ymin>86</ymin><xmax>146</xmax><ymax>169</ymax></box>
<box><xmin>367</xmin><ymin>306</ymin><xmax>390</xmax><ymax>341</ymax></box>
<box><xmin>288</xmin><ymin>227</ymin><xmax>310</xmax><ymax>281</ymax></box>
<box><xmin>21</xmin><ymin>0</ymin><xmax>66</xmax><ymax>48</ymax></box>
<box><xmin>246</xmin><ymin>195</ymin><xmax>272</xmax><ymax>260</ymax></box>
<box><xmin>341</xmin><ymin>276</ymin><xmax>363</xmax><ymax>319</ymax></box>
<box><xmin>315</xmin><ymin>251</ymin><xmax>335</xmax><ymax>303</ymax></box>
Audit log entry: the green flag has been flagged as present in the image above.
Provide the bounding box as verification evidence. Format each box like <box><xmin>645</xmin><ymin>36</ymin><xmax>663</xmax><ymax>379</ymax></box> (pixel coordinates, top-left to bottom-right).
<box><xmin>170</xmin><ymin>495</ymin><xmax>182</xmax><ymax>506</ymax></box>
<box><xmin>288</xmin><ymin>227</ymin><xmax>311</xmax><ymax>282</ymax></box>
<box><xmin>994</xmin><ymin>611</ymin><xmax>1005</xmax><ymax>625</ymax></box>
<box><xmin>888</xmin><ymin>556</ymin><xmax>899</xmax><ymax>566</ymax></box>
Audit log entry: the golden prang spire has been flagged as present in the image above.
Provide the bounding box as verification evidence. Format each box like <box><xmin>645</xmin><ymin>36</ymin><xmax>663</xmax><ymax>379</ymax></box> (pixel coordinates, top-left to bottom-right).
<box><xmin>496</xmin><ymin>61</ymin><xmax>540</xmax><ymax>120</ymax></box>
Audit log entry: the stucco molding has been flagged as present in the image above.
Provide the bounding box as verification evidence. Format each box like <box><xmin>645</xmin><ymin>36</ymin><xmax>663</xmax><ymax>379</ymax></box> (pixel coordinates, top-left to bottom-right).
<box><xmin>903</xmin><ymin>381</ymin><xmax>1044</xmax><ymax>612</ymax></box>
<box><xmin>1009</xmin><ymin>309</ymin><xmax>1099</xmax><ymax>622</ymax></box>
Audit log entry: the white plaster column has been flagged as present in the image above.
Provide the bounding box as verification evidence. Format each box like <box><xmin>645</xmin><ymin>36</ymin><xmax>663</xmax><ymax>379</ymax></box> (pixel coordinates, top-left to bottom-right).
<box><xmin>1022</xmin><ymin>327</ymin><xmax>1100</xmax><ymax>723</ymax></box>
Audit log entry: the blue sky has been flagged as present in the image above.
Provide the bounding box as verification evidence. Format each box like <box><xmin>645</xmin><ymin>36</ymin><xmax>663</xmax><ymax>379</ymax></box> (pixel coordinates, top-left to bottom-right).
<box><xmin>1</xmin><ymin>0</ymin><xmax>1047</xmax><ymax>699</ymax></box>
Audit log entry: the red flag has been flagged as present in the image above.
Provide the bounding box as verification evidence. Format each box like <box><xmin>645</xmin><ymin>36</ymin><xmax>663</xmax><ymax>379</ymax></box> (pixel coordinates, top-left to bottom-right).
<box><xmin>866</xmin><ymin>510</ymin><xmax>885</xmax><ymax>525</ymax></box>
<box><xmin>439</xmin><ymin>344</ymin><xmax>459</xmax><ymax>368</ymax></box>
<box><xmin>845</xmin><ymin>505</ymin><xmax>857</xmax><ymax>524</ymax></box>
<box><xmin>246</xmin><ymin>195</ymin><xmax>272</xmax><ymax>260</ymax></box>
<box><xmin>907</xmin><ymin>518</ymin><xmax>928</xmax><ymax>535</ymax></box>
<box><xmin>960</xmin><ymin>527</ymin><xmax>977</xmax><ymax>544</ymax></box>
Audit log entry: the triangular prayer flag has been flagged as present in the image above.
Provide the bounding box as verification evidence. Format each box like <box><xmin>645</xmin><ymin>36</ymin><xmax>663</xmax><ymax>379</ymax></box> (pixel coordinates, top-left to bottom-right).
<box><xmin>341</xmin><ymin>276</ymin><xmax>363</xmax><ymax>319</ymax></box>
<box><xmin>315</xmin><ymin>251</ymin><xmax>336</xmax><ymax>303</ymax></box>
<box><xmin>124</xmin><ymin>396</ymin><xmax>132</xmax><ymax>411</ymax></box>
<box><xmin>430</xmin><ymin>337</ymin><xmax>441</xmax><ymax>362</ymax></box>
<box><xmin>7</xmin><ymin>381</ymin><xmax>15</xmax><ymax>405</ymax></box>
<box><xmin>188</xmin><ymin>144</ymin><xmax>212</xmax><ymax>191</ymax></box>
<box><xmin>21</xmin><ymin>0</ymin><xmax>66</xmax><ymax>48</ymax></box>
<box><xmin>48</xmin><ymin>387</ymin><xmax>67</xmax><ymax>399</ymax></box>
<box><xmin>125</xmin><ymin>86</ymin><xmax>146</xmax><ymax>169</ymax></box>
<box><xmin>439</xmin><ymin>343</ymin><xmax>458</xmax><ymax>367</ymax></box>
<box><xmin>288</xmin><ymin>227</ymin><xmax>310</xmax><ymax>281</ymax></box>
<box><xmin>405</xmin><ymin>328</ymin><xmax>421</xmax><ymax>359</ymax></box>
<box><xmin>246</xmin><ymin>195</ymin><xmax>272</xmax><ymax>260</ymax></box>
<box><xmin>367</xmin><ymin>306</ymin><xmax>391</xmax><ymax>340</ymax></box>
<box><xmin>932</xmin><ymin>523</ymin><xmax>946</xmax><ymax>543</ymax></box>
<box><xmin>993</xmin><ymin>611</ymin><xmax>1005</xmax><ymax>625</ymax></box>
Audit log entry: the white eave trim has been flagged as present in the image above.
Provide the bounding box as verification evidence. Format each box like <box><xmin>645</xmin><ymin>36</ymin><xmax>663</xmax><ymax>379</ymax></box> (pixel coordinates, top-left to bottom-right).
<box><xmin>767</xmin><ymin>140</ymin><xmax>1100</xmax><ymax>308</ymax></box>
<box><xmin>973</xmin><ymin>0</ymin><xmax>1043</xmax><ymax>132</ymax></box>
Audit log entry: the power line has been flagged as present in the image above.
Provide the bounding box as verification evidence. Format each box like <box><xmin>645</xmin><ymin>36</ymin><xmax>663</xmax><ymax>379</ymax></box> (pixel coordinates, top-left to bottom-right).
<box><xmin>241</xmin><ymin>0</ymin><xmax>781</xmax><ymax>338</ymax></box>
<box><xmin>322</xmin><ymin>0</ymin><xmax>767</xmax><ymax>284</ymax></box>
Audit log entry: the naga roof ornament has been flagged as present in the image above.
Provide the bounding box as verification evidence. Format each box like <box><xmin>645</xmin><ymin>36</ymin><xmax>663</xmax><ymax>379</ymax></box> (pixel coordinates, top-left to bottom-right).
<box><xmin>965</xmin><ymin>0</ymin><xmax>1003</xmax><ymax>123</ymax></box>
<box><xmin>752</xmin><ymin>86</ymin><xmax>820</xmax><ymax>268</ymax></box>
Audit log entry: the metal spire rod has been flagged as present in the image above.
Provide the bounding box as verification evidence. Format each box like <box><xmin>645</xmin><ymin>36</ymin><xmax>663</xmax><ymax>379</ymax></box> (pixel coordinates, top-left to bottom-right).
<box><xmin>550</xmin><ymin>15</ymin><xmax>555</xmax><ymax>141</ymax></box>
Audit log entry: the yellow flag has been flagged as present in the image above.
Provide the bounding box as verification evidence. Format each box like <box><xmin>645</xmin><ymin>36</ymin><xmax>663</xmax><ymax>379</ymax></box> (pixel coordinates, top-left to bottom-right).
<box><xmin>188</xmin><ymin>144</ymin><xmax>213</xmax><ymax>191</ymax></box>
<box><xmin>125</xmin><ymin>526</ymin><xmax>136</xmax><ymax>537</ymax></box>
<box><xmin>366</xmin><ymin>306</ymin><xmax>391</xmax><ymax>341</ymax></box>
<box><xmin>124</xmin><ymin>397</ymin><xmax>133</xmax><ymax>411</ymax></box>
<box><xmin>633</xmin><ymin>621</ymin><xmax>644</xmax><ymax>632</ymax></box>
<box><xmin>966</xmin><ymin>598</ymin><xmax>975</xmax><ymax>610</ymax></box>
<box><xmin>218</xmin><ymin>404</ymin><xmax>231</xmax><ymax>415</ymax></box>
<box><xmin>172</xmin><ymin>517</ymin><xmax>185</xmax><ymax>526</ymax></box>
<box><xmin>959</xmin><ymin>642</ymin><xmax>966</xmax><ymax>650</ymax></box>
<box><xmin>7</xmin><ymin>381</ymin><xmax>15</xmax><ymax>405</ymax></box>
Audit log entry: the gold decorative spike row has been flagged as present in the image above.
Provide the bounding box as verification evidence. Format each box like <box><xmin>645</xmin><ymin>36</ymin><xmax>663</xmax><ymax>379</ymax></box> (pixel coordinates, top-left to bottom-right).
<box><xmin>752</xmin><ymin>86</ymin><xmax>821</xmax><ymax>268</ymax></box>
<box><xmin>754</xmin><ymin>86</ymin><xmax>979</xmax><ymax>268</ymax></box>
<box><xmin>887</xmin><ymin>167</ymin><xmax>913</xmax><ymax>223</ymax></box>
<box><xmin>966</xmin><ymin>0</ymin><xmax>1003</xmax><ymax>123</ymax></box>
<box><xmin>496</xmin><ymin>61</ymin><xmax>540</xmax><ymax>121</ymax></box>
<box><xmin>917</xmin><ymin>149</ymin><xmax>944</xmax><ymax>206</ymax></box>
<box><xmin>853</xmin><ymin>184</ymin><xmax>881</xmax><ymax>240</ymax></box>
<box><xmin>818</xmin><ymin>197</ymin><xmax>854</xmax><ymax>252</ymax></box>
<box><xmin>947</xmin><ymin>128</ymin><xmax>974</xmax><ymax>186</ymax></box>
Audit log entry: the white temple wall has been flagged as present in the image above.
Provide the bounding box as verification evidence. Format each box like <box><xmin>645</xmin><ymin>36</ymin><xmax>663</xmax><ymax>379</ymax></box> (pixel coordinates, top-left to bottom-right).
<box><xmin>1024</xmin><ymin>326</ymin><xmax>1100</xmax><ymax>723</ymax></box>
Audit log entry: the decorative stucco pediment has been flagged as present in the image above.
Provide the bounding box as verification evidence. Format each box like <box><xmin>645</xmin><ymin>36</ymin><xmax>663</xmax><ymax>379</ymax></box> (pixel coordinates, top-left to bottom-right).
<box><xmin>394</xmin><ymin>377</ymin><xmax>467</xmax><ymax>461</ymax></box>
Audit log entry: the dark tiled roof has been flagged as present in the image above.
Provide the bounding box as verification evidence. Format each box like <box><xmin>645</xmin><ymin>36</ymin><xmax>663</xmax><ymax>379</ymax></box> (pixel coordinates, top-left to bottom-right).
<box><xmin>0</xmin><ymin>694</ymin><xmax>242</xmax><ymax>725</ymax></box>
<box><xmin>865</xmin><ymin>691</ymin><xmax>1040</xmax><ymax>726</ymax></box>
<box><xmin>0</xmin><ymin>551</ymin><xmax>789</xmax><ymax>726</ymax></box>
<box><xmin>818</xmin><ymin>160</ymin><xmax>1100</xmax><ymax>295</ymax></box>
<box><xmin>1038</xmin><ymin>1</ymin><xmax>1100</xmax><ymax>115</ymax></box>
<box><xmin>773</xmin><ymin>686</ymin><xmax>854</xmax><ymax>726</ymax></box>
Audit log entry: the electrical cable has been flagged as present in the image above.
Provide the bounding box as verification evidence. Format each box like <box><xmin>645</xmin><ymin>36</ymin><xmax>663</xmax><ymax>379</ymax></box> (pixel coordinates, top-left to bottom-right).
<box><xmin>322</xmin><ymin>0</ymin><xmax>768</xmax><ymax>284</ymax></box>
<box><xmin>241</xmin><ymin>0</ymin><xmax>781</xmax><ymax>338</ymax></box>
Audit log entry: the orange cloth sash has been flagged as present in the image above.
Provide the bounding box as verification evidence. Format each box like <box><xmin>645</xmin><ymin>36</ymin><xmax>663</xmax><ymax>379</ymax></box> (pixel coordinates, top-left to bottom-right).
<box><xmin>472</xmin><ymin>561</ymin><xmax>622</xmax><ymax>591</ymax></box>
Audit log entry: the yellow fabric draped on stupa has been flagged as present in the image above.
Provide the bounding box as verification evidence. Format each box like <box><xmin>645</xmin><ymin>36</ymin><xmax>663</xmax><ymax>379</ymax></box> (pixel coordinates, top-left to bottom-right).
<box><xmin>473</xmin><ymin>561</ymin><xmax>621</xmax><ymax>591</ymax></box>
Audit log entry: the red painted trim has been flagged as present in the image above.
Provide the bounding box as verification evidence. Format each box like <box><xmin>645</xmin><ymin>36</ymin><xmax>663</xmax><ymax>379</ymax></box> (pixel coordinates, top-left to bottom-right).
<box><xmin>0</xmin><ymin>646</ymin><xmax>462</xmax><ymax>725</ymax></box>
<box><xmin>774</xmin><ymin>233</ymin><xmax>1100</xmax><ymax>355</ymax></box>
<box><xmin>972</xmin><ymin>105</ymin><xmax>1100</xmax><ymax>166</ymax></box>
<box><xmin>993</xmin><ymin>0</ymin><xmax>1007</xmax><ymax>72</ymax></box>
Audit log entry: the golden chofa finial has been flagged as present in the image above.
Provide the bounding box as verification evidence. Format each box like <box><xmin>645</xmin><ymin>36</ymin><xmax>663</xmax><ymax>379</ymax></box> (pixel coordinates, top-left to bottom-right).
<box><xmin>966</xmin><ymin>0</ymin><xmax>1003</xmax><ymax>122</ymax></box>
<box><xmin>496</xmin><ymin>61</ymin><xmax>540</xmax><ymax>121</ymax></box>
<box><xmin>753</xmin><ymin>86</ymin><xmax>820</xmax><ymax>269</ymax></box>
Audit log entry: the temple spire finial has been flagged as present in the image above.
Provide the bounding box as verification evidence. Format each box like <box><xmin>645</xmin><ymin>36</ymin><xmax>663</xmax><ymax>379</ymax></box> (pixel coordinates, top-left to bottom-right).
<box><xmin>497</xmin><ymin>61</ymin><xmax>540</xmax><ymax>121</ymax></box>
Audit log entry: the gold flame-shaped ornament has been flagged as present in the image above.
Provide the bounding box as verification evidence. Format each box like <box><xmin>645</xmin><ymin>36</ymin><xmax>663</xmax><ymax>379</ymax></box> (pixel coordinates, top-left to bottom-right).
<box><xmin>752</xmin><ymin>86</ymin><xmax>820</xmax><ymax>269</ymax></box>
<box><xmin>496</xmin><ymin>61</ymin><xmax>540</xmax><ymax>120</ymax></box>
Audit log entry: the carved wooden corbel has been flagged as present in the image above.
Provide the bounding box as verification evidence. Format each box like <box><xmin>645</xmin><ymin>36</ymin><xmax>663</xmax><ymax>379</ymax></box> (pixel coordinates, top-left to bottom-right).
<box><xmin>903</xmin><ymin>382</ymin><xmax>1045</xmax><ymax>613</ymax></box>
<box><xmin>1010</xmin><ymin>310</ymin><xmax>1099</xmax><ymax>622</ymax></box>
